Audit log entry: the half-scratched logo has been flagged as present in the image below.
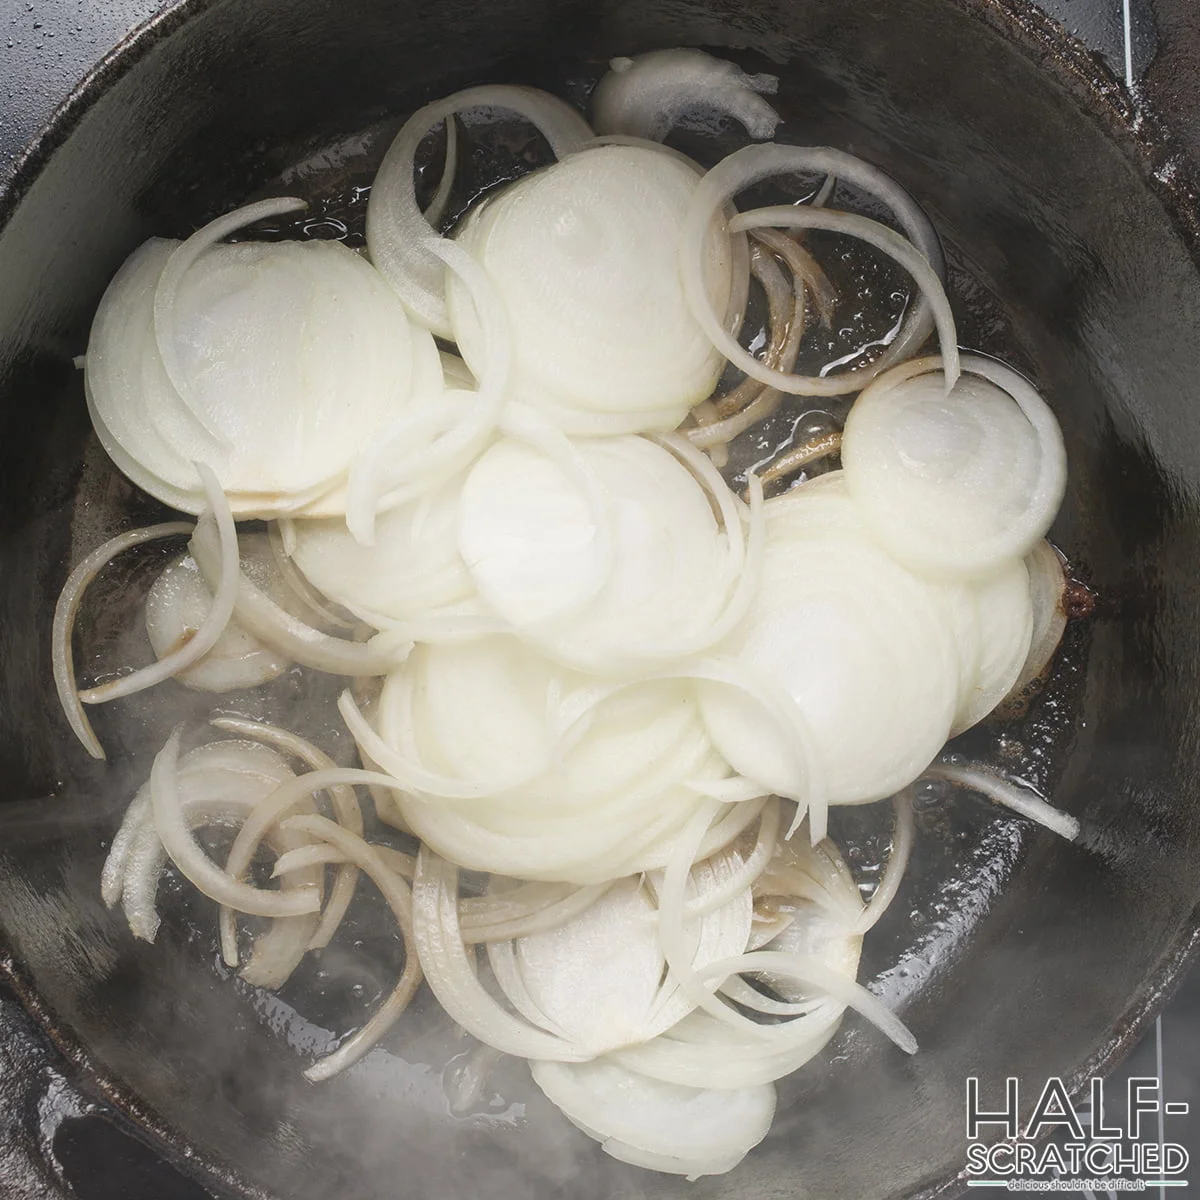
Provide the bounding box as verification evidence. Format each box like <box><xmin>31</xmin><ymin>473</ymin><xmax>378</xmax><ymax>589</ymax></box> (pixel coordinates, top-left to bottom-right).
<box><xmin>964</xmin><ymin>1077</ymin><xmax>1189</xmax><ymax>1192</ymax></box>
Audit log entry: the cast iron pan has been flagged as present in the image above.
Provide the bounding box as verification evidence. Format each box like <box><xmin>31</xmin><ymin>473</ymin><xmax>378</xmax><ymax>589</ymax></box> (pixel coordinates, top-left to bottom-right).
<box><xmin>2</xmin><ymin>1</ymin><xmax>1200</xmax><ymax>1198</ymax></box>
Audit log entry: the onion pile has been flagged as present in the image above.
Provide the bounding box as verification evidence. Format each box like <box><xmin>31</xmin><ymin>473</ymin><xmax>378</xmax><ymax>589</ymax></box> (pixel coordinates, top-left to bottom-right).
<box><xmin>55</xmin><ymin>49</ymin><xmax>1086</xmax><ymax>1180</ymax></box>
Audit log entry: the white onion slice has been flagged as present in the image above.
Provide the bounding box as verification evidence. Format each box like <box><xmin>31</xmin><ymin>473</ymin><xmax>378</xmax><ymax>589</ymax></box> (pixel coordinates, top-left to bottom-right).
<box><xmin>925</xmin><ymin>761</ymin><xmax>1079</xmax><ymax>841</ymax></box>
<box><xmin>152</xmin><ymin>197</ymin><xmax>306</xmax><ymax>446</ymax></box>
<box><xmin>218</xmin><ymin>767</ymin><xmax>404</xmax><ymax>942</ymax></box>
<box><xmin>209</xmin><ymin>716</ymin><xmax>364</xmax><ymax>960</ymax></box>
<box><xmin>699</xmin><ymin>474</ymin><xmax>961</xmax><ymax>808</ymax></box>
<box><xmin>53</xmin><ymin>521</ymin><xmax>192</xmax><ymax>759</ymax></box>
<box><xmin>148</xmin><ymin>729</ymin><xmax>320</xmax><ymax>918</ymax></box>
<box><xmin>447</xmin><ymin>144</ymin><xmax>732</xmax><ymax>433</ymax></box>
<box><xmin>841</xmin><ymin>354</ymin><xmax>1067</xmax><ymax>580</ymax></box>
<box><xmin>287</xmin><ymin>474</ymin><xmax>476</xmax><ymax>626</ymax></box>
<box><xmin>103</xmin><ymin>740</ymin><xmax>306</xmax><ymax>947</ymax></box>
<box><xmin>422</xmin><ymin>117</ymin><xmax>458</xmax><ymax>228</ymax></box>
<box><xmin>367</xmin><ymin>85</ymin><xmax>593</xmax><ymax>336</ymax></box>
<box><xmin>681</xmin><ymin>144</ymin><xmax>946</xmax><ymax>396</ymax></box>
<box><xmin>360</xmin><ymin>650</ymin><xmax>734</xmax><ymax>883</ymax></box>
<box><xmin>458</xmin><ymin>434</ymin><xmax>750</xmax><ymax>672</ymax></box>
<box><xmin>949</xmin><ymin>558</ymin><xmax>1034</xmax><ymax>735</ymax></box>
<box><xmin>728</xmin><ymin>205</ymin><xmax>959</xmax><ymax>391</ymax></box>
<box><xmin>1002</xmin><ymin>540</ymin><xmax>1069</xmax><ymax>706</ymax></box>
<box><xmin>279</xmin><ymin>815</ymin><xmax>423</xmax><ymax>1081</ymax></box>
<box><xmin>344</xmin><ymin>237</ymin><xmax>510</xmax><ymax>543</ymax></box>
<box><xmin>696</xmin><ymin>952</ymin><xmax>917</xmax><ymax>1054</ymax></box>
<box><xmin>80</xmin><ymin>463</ymin><xmax>238</xmax><ymax>706</ymax></box>
<box><xmin>592</xmin><ymin>49</ymin><xmax>780</xmax><ymax>142</ymax></box>
<box><xmin>506</xmin><ymin>873</ymin><xmax>742</xmax><ymax>1056</ymax></box>
<box><xmin>88</xmin><ymin>204</ymin><xmax>420</xmax><ymax>515</ymax></box>
<box><xmin>189</xmin><ymin>515</ymin><xmax>410</xmax><ymax>676</ymax></box>
<box><xmin>611</xmin><ymin>1000</ymin><xmax>843</xmax><ymax>1089</ymax></box>
<box><xmin>410</xmin><ymin>847</ymin><xmax>589</xmax><ymax>1060</ymax></box>
<box><xmin>530</xmin><ymin>1058</ymin><xmax>775</xmax><ymax>1178</ymax></box>
<box><xmin>855</xmin><ymin>790</ymin><xmax>915</xmax><ymax>935</ymax></box>
<box><xmin>460</xmin><ymin>882</ymin><xmax>613</xmax><ymax>945</ymax></box>
<box><xmin>145</xmin><ymin>548</ymin><xmax>289</xmax><ymax>694</ymax></box>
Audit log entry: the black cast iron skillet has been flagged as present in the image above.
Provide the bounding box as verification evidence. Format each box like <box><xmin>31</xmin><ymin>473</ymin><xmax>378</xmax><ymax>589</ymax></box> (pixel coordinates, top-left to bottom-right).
<box><xmin>2</xmin><ymin>1</ymin><xmax>1200</xmax><ymax>1197</ymax></box>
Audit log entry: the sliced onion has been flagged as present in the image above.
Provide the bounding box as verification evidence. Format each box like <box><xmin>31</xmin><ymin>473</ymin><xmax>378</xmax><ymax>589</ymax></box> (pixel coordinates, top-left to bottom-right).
<box><xmin>279</xmin><ymin>815</ymin><xmax>423</xmax><ymax>1081</ymax></box>
<box><xmin>950</xmin><ymin>558</ymin><xmax>1034</xmax><ymax>735</ymax></box>
<box><xmin>148</xmin><ymin>729</ymin><xmax>320</xmax><ymax>918</ymax></box>
<box><xmin>695</xmin><ymin>952</ymin><xmax>917</xmax><ymax>1054</ymax></box>
<box><xmin>189</xmin><ymin>514</ymin><xmax>410</xmax><ymax>676</ymax></box>
<box><xmin>53</xmin><ymin>521</ymin><xmax>192</xmax><ymax>759</ymax></box>
<box><xmin>925</xmin><ymin>761</ymin><xmax>1079</xmax><ymax>841</ymax></box>
<box><xmin>80</xmin><ymin>463</ymin><xmax>238</xmax><ymax>706</ymax></box>
<box><xmin>530</xmin><ymin>1057</ymin><xmax>775</xmax><ymax>1178</ymax></box>
<box><xmin>344</xmin><ymin>237</ymin><xmax>510</xmax><ymax>543</ymax></box>
<box><xmin>728</xmin><ymin>205</ymin><xmax>959</xmax><ymax>390</ymax></box>
<box><xmin>152</xmin><ymin>197</ymin><xmax>306</xmax><ymax>446</ymax></box>
<box><xmin>841</xmin><ymin>354</ymin><xmax>1067</xmax><ymax>580</ymax></box>
<box><xmin>144</xmin><ymin>547</ymin><xmax>289</xmax><ymax>694</ymax></box>
<box><xmin>855</xmin><ymin>789</ymin><xmax>915</xmax><ymax>935</ymax></box>
<box><xmin>103</xmin><ymin>740</ymin><xmax>303</xmax><ymax>942</ymax></box>
<box><xmin>89</xmin><ymin>202</ymin><xmax>420</xmax><ymax>515</ymax></box>
<box><xmin>448</xmin><ymin>144</ymin><xmax>732</xmax><ymax>434</ymax></box>
<box><xmin>218</xmin><ymin>767</ymin><xmax>404</xmax><ymax>951</ymax></box>
<box><xmin>610</xmin><ymin>1002</ymin><xmax>843</xmax><ymax>1089</ymax></box>
<box><xmin>286</xmin><ymin>474</ymin><xmax>477</xmax><ymax>627</ymax></box>
<box><xmin>422</xmin><ymin>117</ymin><xmax>459</xmax><ymax>228</ymax></box>
<box><xmin>1000</xmin><ymin>540</ymin><xmax>1069</xmax><ymax>708</ymax></box>
<box><xmin>460</xmin><ymin>882</ymin><xmax>613</xmax><ymax>945</ymax></box>
<box><xmin>459</xmin><ymin>433</ymin><xmax>758</xmax><ymax>673</ymax></box>
<box><xmin>367</xmin><ymin>85</ymin><xmax>593</xmax><ymax>336</ymax></box>
<box><xmin>682</xmin><ymin>799</ymin><xmax>782</xmax><ymax>920</ymax></box>
<box><xmin>504</xmin><ymin>877</ymin><xmax>665</xmax><ymax>1055</ymax></box>
<box><xmin>209</xmin><ymin>716</ymin><xmax>364</xmax><ymax>960</ymax></box>
<box><xmin>592</xmin><ymin>49</ymin><xmax>780</xmax><ymax>142</ymax></box>
<box><xmin>410</xmin><ymin>847</ymin><xmax>589</xmax><ymax>1060</ymax></box>
<box><xmin>362</xmin><ymin>652</ymin><xmax>736</xmax><ymax>883</ymax></box>
<box><xmin>700</xmin><ymin>474</ymin><xmax>961</xmax><ymax>809</ymax></box>
<box><xmin>266</xmin><ymin>522</ymin><xmax>359</xmax><ymax>634</ymax></box>
<box><xmin>107</xmin><ymin>739</ymin><xmax>321</xmax><ymax>993</ymax></box>
<box><xmin>681</xmin><ymin>143</ymin><xmax>946</xmax><ymax>395</ymax></box>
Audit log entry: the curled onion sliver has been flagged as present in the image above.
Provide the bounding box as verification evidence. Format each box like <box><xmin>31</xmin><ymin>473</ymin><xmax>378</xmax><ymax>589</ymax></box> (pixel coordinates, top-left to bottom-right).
<box><xmin>411</xmin><ymin>846</ymin><xmax>589</xmax><ymax>1061</ymax></box>
<box><xmin>367</xmin><ymin>85</ymin><xmax>593</xmax><ymax>336</ymax></box>
<box><xmin>280</xmin><ymin>815</ymin><xmax>423</xmax><ymax>1081</ymax></box>
<box><xmin>210</xmin><ymin>716</ymin><xmax>364</xmax><ymax>961</ymax></box>
<box><xmin>53</xmin><ymin>521</ymin><xmax>192</xmax><ymax>759</ymax></box>
<box><xmin>925</xmin><ymin>761</ymin><xmax>1079</xmax><ymax>842</ymax></box>
<box><xmin>80</xmin><ymin>463</ymin><xmax>237</xmax><ymax>706</ymax></box>
<box><xmin>680</xmin><ymin>143</ymin><xmax>946</xmax><ymax>395</ymax></box>
<box><xmin>148</xmin><ymin>728</ymin><xmax>320</xmax><ymax>918</ymax></box>
<box><xmin>728</xmin><ymin>205</ymin><xmax>960</xmax><ymax>391</ymax></box>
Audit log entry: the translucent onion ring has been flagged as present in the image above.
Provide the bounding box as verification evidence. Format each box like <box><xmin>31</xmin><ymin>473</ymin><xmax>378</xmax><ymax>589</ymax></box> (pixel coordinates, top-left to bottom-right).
<box><xmin>367</xmin><ymin>85</ymin><xmax>594</xmax><ymax>336</ymax></box>
<box><xmin>680</xmin><ymin>143</ymin><xmax>947</xmax><ymax>396</ymax></box>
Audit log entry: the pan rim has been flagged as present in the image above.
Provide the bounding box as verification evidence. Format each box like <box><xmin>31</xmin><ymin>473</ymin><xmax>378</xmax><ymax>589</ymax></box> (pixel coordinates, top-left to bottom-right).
<box><xmin>0</xmin><ymin>1</ymin><xmax>1198</xmax><ymax>1197</ymax></box>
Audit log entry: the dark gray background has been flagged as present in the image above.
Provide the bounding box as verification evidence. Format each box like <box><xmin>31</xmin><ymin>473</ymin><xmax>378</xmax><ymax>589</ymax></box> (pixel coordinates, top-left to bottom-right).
<box><xmin>0</xmin><ymin>1</ymin><xmax>1194</xmax><ymax>1198</ymax></box>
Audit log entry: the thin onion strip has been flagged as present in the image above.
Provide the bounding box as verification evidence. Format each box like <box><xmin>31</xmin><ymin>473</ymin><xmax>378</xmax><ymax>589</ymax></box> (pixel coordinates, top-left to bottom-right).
<box><xmin>209</xmin><ymin>716</ymin><xmax>364</xmax><ymax>961</ymax></box>
<box><xmin>853</xmin><ymin>788</ymin><xmax>915</xmax><ymax>934</ymax></box>
<box><xmin>189</xmin><ymin>516</ymin><xmax>410</xmax><ymax>676</ymax></box>
<box><xmin>148</xmin><ymin>728</ymin><xmax>320</xmax><ymax>918</ymax></box>
<box><xmin>728</xmin><ymin>206</ymin><xmax>960</xmax><ymax>392</ymax></box>
<box><xmin>280</xmin><ymin>815</ymin><xmax>423</xmax><ymax>1081</ymax></box>
<box><xmin>80</xmin><ymin>463</ymin><xmax>238</xmax><ymax>704</ymax></box>
<box><xmin>925</xmin><ymin>761</ymin><xmax>1079</xmax><ymax>841</ymax></box>
<box><xmin>53</xmin><ymin>521</ymin><xmax>192</xmax><ymax>758</ymax></box>
<box><xmin>411</xmin><ymin>847</ymin><xmax>589</xmax><ymax>1061</ymax></box>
